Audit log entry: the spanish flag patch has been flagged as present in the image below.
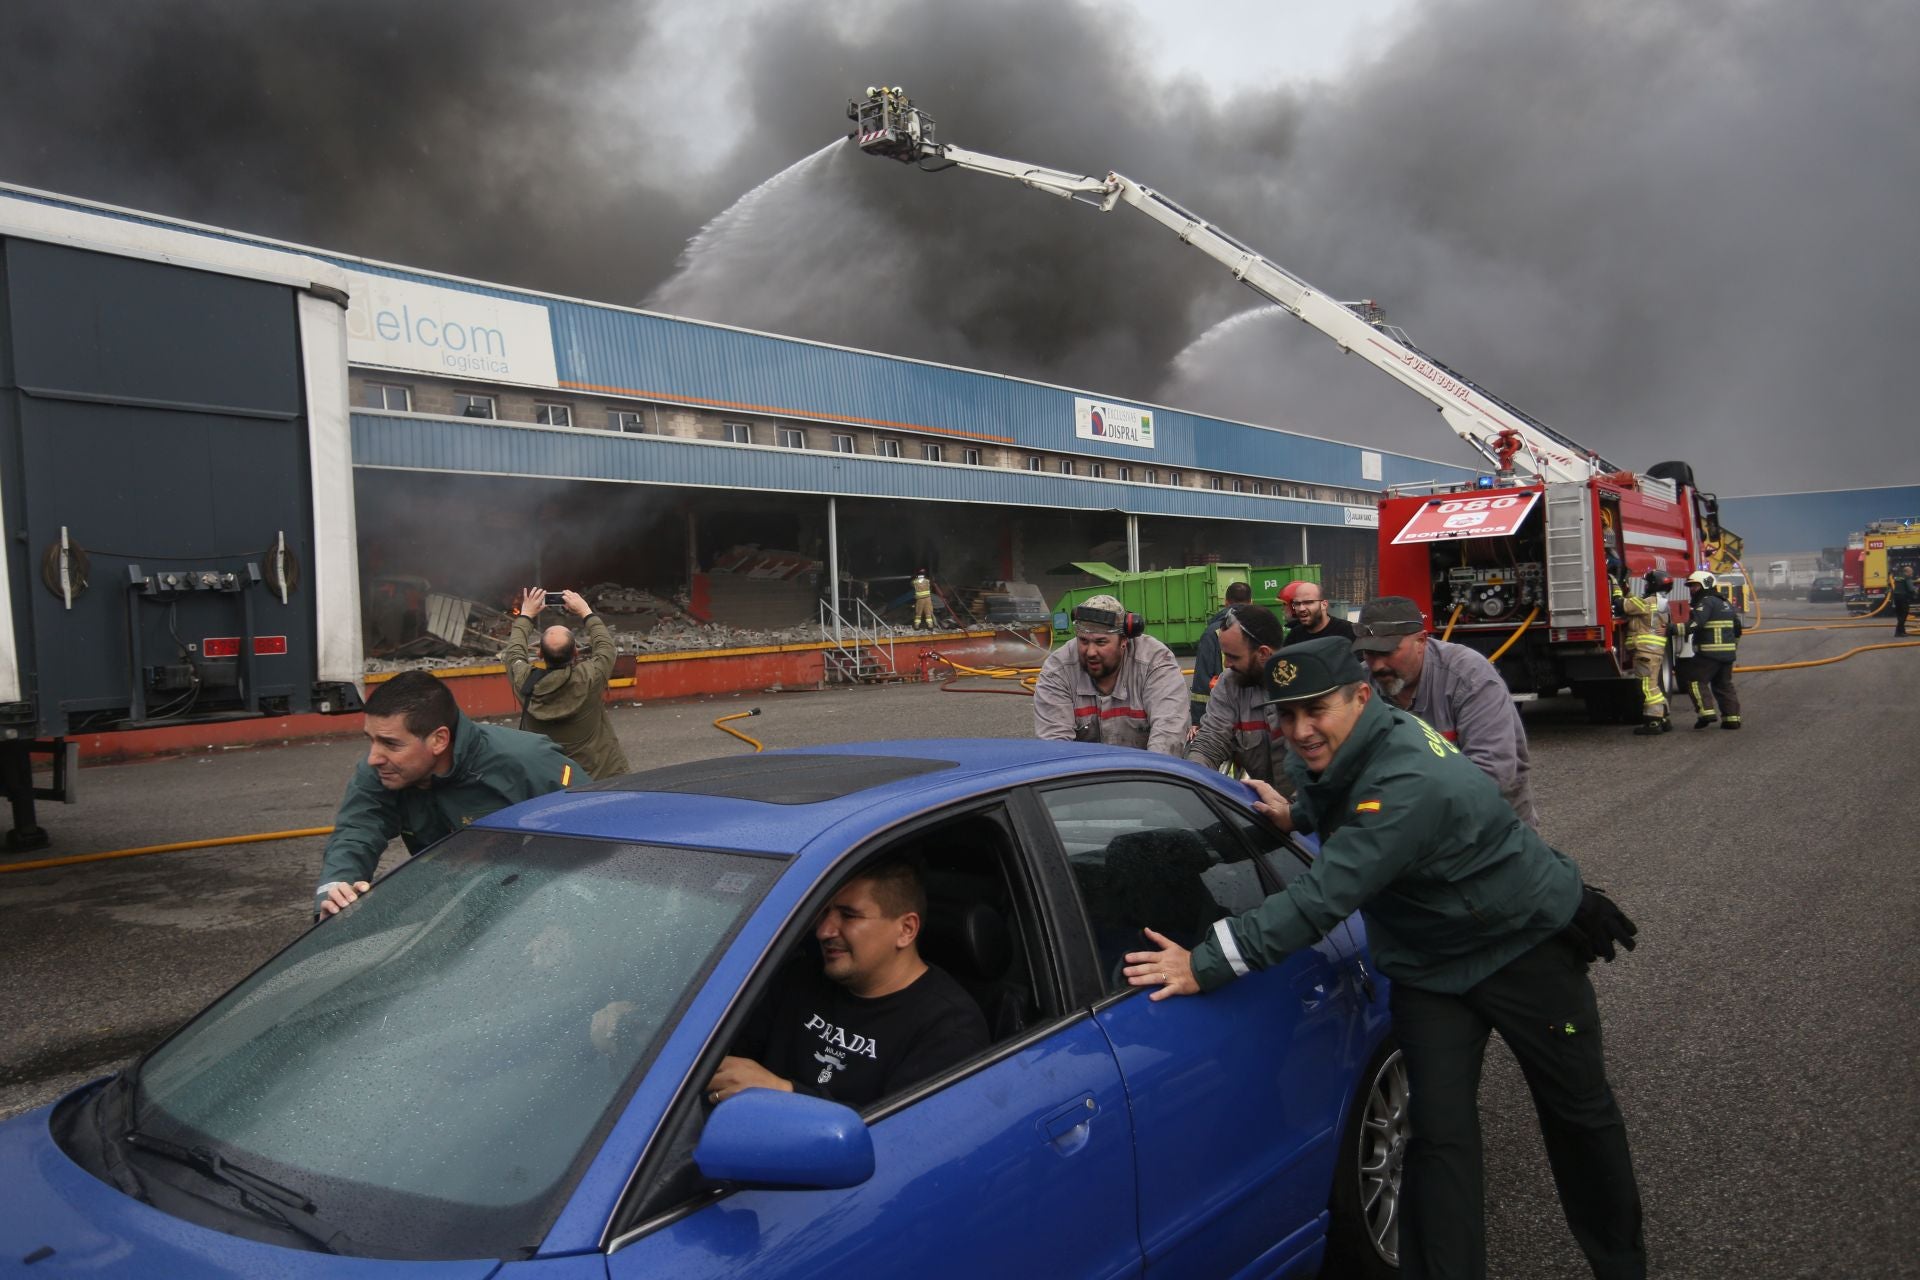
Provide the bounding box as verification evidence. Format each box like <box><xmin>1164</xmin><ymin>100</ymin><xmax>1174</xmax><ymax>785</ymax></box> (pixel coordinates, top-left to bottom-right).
<box><xmin>1355</xmin><ymin>800</ymin><xmax>1382</xmax><ymax>813</ymax></box>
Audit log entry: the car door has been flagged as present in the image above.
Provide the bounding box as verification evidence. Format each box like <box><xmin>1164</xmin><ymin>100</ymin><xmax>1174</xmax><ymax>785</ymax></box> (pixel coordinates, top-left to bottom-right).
<box><xmin>1031</xmin><ymin>776</ymin><xmax>1365</xmax><ymax>1278</ymax></box>
<box><xmin>606</xmin><ymin>799</ymin><xmax>1142</xmax><ymax>1280</ymax></box>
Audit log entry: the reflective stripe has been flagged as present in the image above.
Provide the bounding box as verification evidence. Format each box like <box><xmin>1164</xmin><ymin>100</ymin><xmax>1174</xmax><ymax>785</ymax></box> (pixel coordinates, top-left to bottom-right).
<box><xmin>1214</xmin><ymin>918</ymin><xmax>1249</xmax><ymax>978</ymax></box>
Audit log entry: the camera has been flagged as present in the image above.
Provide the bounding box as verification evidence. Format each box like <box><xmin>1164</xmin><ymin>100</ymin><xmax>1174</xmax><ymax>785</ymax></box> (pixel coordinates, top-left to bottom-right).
<box><xmin>545</xmin><ymin>591</ymin><xmax>566</xmax><ymax>609</ymax></box>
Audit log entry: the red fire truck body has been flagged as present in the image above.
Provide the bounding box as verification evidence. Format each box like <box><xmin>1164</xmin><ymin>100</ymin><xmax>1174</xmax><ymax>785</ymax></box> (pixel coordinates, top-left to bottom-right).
<box><xmin>1377</xmin><ymin>470</ymin><xmax>1712</xmax><ymax>710</ymax></box>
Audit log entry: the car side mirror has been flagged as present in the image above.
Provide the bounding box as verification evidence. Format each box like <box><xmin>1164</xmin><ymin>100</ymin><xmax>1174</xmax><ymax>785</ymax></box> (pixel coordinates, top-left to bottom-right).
<box><xmin>694</xmin><ymin>1089</ymin><xmax>874</xmax><ymax>1190</ymax></box>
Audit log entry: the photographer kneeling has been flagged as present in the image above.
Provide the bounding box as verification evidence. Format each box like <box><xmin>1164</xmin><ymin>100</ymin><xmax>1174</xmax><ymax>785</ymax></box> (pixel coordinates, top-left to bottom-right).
<box><xmin>506</xmin><ymin>587</ymin><xmax>631</xmax><ymax>781</ymax></box>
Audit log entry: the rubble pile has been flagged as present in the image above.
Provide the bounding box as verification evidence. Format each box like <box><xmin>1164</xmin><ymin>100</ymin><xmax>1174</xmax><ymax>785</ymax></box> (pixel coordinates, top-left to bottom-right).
<box><xmin>362</xmin><ymin>576</ymin><xmax>941</xmax><ymax>675</ymax></box>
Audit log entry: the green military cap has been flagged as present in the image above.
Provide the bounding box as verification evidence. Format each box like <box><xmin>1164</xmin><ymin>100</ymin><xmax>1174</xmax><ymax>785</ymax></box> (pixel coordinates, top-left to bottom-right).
<box><xmin>1259</xmin><ymin>634</ymin><xmax>1369</xmax><ymax>706</ymax></box>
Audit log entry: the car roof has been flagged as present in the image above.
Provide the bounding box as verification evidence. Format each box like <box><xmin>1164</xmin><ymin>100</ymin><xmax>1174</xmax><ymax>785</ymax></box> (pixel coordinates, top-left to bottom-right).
<box><xmin>478</xmin><ymin>738</ymin><xmax>1243</xmax><ymax>861</ymax></box>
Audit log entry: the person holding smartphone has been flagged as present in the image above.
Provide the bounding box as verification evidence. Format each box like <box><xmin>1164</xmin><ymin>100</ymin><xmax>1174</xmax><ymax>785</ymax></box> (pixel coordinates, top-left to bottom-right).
<box><xmin>504</xmin><ymin>587</ymin><xmax>631</xmax><ymax>780</ymax></box>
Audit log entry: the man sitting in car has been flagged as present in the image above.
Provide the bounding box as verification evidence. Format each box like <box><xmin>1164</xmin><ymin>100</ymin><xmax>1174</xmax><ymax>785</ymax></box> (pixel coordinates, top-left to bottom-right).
<box><xmin>706</xmin><ymin>858</ymin><xmax>989</xmax><ymax>1110</ymax></box>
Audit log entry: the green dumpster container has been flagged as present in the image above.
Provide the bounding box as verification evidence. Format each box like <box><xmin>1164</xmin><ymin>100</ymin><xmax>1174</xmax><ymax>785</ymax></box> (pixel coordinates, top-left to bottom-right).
<box><xmin>1051</xmin><ymin>562</ymin><xmax>1266</xmax><ymax>649</ymax></box>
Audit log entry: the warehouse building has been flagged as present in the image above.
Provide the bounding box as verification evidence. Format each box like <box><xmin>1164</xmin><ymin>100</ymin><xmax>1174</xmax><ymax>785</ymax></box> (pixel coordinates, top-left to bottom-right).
<box><xmin>5</xmin><ymin>180</ymin><xmax>1485</xmax><ymax>656</ymax></box>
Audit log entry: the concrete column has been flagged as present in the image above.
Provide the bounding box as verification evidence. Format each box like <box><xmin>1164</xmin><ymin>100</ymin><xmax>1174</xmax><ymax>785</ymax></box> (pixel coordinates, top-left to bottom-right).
<box><xmin>827</xmin><ymin>497</ymin><xmax>841</xmax><ymax>642</ymax></box>
<box><xmin>1300</xmin><ymin>526</ymin><xmax>1310</xmax><ymax>564</ymax></box>
<box><xmin>1126</xmin><ymin>515</ymin><xmax>1141</xmax><ymax>572</ymax></box>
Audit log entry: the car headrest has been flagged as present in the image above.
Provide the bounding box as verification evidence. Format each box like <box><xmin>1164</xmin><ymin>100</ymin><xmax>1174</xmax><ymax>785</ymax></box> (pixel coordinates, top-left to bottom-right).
<box><xmin>922</xmin><ymin>899</ymin><xmax>1012</xmax><ymax>983</ymax></box>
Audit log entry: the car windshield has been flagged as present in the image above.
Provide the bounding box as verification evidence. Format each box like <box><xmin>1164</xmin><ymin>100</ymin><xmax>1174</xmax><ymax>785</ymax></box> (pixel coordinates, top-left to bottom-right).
<box><xmin>124</xmin><ymin>830</ymin><xmax>785</xmax><ymax>1260</ymax></box>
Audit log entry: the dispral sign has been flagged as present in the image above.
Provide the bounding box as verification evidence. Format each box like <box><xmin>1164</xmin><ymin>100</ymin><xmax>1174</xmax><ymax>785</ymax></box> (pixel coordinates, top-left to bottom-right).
<box><xmin>344</xmin><ymin>272</ymin><xmax>558</xmax><ymax>388</ymax></box>
<box><xmin>1391</xmin><ymin>491</ymin><xmax>1541</xmax><ymax>544</ymax></box>
<box><xmin>1074</xmin><ymin>398</ymin><xmax>1155</xmax><ymax>450</ymax></box>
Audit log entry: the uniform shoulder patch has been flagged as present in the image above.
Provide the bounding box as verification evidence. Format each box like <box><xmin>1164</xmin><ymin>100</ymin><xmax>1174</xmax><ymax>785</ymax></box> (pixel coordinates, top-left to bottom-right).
<box><xmin>1355</xmin><ymin>799</ymin><xmax>1382</xmax><ymax>813</ymax></box>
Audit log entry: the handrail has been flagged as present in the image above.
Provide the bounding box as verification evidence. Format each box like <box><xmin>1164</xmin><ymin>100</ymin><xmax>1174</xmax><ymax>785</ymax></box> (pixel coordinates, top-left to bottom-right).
<box><xmin>816</xmin><ymin>598</ymin><xmax>899</xmax><ymax>677</ymax></box>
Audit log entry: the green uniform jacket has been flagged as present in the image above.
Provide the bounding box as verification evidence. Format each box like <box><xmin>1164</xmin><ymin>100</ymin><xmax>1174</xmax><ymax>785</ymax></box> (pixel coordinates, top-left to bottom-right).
<box><xmin>317</xmin><ymin>709</ymin><xmax>582</xmax><ymax>893</ymax></box>
<box><xmin>504</xmin><ymin>613</ymin><xmax>631</xmax><ymax>780</ymax></box>
<box><xmin>1190</xmin><ymin>695</ymin><xmax>1581</xmax><ymax>995</ymax></box>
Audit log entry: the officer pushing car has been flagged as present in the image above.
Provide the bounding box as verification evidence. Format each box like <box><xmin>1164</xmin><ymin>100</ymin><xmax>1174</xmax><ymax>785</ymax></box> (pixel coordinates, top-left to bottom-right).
<box><xmin>1124</xmin><ymin>635</ymin><xmax>1647</xmax><ymax>1280</ymax></box>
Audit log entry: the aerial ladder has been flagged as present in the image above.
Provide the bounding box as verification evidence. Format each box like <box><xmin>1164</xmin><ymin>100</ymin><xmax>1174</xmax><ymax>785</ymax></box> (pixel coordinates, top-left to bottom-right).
<box><xmin>847</xmin><ymin>87</ymin><xmax>1739</xmax><ymax>715</ymax></box>
<box><xmin>848</xmin><ymin>86</ymin><xmax>1614</xmax><ymax>486</ymax></box>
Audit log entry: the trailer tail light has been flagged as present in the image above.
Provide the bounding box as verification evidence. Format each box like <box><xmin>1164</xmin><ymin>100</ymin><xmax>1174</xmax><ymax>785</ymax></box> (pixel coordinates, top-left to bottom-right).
<box><xmin>1551</xmin><ymin>627</ymin><xmax>1605</xmax><ymax>643</ymax></box>
<box><xmin>201</xmin><ymin>636</ymin><xmax>289</xmax><ymax>658</ymax></box>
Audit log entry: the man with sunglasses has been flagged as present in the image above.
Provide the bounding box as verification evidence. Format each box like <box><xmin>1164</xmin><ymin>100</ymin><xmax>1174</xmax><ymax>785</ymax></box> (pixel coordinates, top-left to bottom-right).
<box><xmin>1033</xmin><ymin>594</ymin><xmax>1189</xmax><ymax>756</ymax></box>
<box><xmin>1189</xmin><ymin>603</ymin><xmax>1290</xmax><ymax>786</ymax></box>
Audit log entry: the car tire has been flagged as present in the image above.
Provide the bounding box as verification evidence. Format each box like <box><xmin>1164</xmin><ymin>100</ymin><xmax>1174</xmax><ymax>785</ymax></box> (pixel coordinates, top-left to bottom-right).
<box><xmin>1323</xmin><ymin>1039</ymin><xmax>1407</xmax><ymax>1278</ymax></box>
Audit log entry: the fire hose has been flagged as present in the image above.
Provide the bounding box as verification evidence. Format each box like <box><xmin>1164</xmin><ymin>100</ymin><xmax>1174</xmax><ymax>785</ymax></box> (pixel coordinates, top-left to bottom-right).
<box><xmin>713</xmin><ymin>708</ymin><xmax>764</xmax><ymax>751</ymax></box>
<box><xmin>927</xmin><ymin>651</ymin><xmax>1041</xmax><ymax>695</ymax></box>
<box><xmin>0</xmin><ymin>826</ymin><xmax>336</xmax><ymax>875</ymax></box>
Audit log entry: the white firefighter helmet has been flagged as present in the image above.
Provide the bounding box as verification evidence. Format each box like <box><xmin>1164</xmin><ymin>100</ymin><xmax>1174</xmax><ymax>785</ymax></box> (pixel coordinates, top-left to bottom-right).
<box><xmin>1686</xmin><ymin>570</ymin><xmax>1716</xmax><ymax>591</ymax></box>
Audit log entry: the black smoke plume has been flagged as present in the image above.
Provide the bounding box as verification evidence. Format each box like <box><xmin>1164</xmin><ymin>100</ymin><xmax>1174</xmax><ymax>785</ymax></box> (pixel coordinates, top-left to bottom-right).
<box><xmin>3</xmin><ymin>0</ymin><xmax>1914</xmax><ymax>493</ymax></box>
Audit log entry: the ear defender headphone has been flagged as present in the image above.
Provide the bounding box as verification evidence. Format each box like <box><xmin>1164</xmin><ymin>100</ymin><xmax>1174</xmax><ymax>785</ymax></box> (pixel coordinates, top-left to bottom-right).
<box><xmin>1072</xmin><ymin>604</ymin><xmax>1145</xmax><ymax>638</ymax></box>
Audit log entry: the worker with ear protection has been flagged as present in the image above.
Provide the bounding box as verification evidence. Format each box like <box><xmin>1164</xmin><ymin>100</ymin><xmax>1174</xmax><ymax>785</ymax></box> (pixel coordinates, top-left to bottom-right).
<box><xmin>1033</xmin><ymin>593</ymin><xmax>1188</xmax><ymax>756</ymax></box>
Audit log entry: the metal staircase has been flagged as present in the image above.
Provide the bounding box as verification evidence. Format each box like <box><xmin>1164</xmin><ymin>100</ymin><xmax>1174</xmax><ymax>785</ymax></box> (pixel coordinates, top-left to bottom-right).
<box><xmin>818</xmin><ymin>599</ymin><xmax>905</xmax><ymax>685</ymax></box>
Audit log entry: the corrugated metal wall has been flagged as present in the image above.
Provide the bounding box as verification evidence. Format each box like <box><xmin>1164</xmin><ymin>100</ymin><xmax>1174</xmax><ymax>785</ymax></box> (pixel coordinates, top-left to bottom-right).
<box><xmin>351</xmin><ymin>412</ymin><xmax>1400</xmax><ymax>529</ymax></box>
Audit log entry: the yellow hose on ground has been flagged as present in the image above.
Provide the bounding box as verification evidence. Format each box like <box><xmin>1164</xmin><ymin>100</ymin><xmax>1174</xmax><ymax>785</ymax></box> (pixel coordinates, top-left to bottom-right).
<box><xmin>714</xmin><ymin>708</ymin><xmax>764</xmax><ymax>751</ymax></box>
<box><xmin>0</xmin><ymin>827</ymin><xmax>335</xmax><ymax>875</ymax></box>
<box><xmin>1440</xmin><ymin>604</ymin><xmax>1463</xmax><ymax>642</ymax></box>
<box><xmin>1736</xmin><ymin>639</ymin><xmax>1920</xmax><ymax>673</ymax></box>
<box><xmin>1487</xmin><ymin>608</ymin><xmax>1540</xmax><ymax>663</ymax></box>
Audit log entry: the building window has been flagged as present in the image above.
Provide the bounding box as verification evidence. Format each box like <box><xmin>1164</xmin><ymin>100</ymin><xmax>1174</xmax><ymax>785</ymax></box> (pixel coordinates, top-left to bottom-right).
<box><xmin>779</xmin><ymin>427</ymin><xmax>806</xmax><ymax>449</ymax></box>
<box><xmin>723</xmin><ymin>422</ymin><xmax>753</xmax><ymax>445</ymax></box>
<box><xmin>608</xmin><ymin>409</ymin><xmax>645</xmax><ymax>433</ymax></box>
<box><xmin>1166</xmin><ymin>470</ymin><xmax>1181</xmax><ymax>486</ymax></box>
<box><xmin>831</xmin><ymin>433</ymin><xmax>855</xmax><ymax>454</ymax></box>
<box><xmin>878</xmin><ymin>438</ymin><xmax>902</xmax><ymax>458</ymax></box>
<box><xmin>963</xmin><ymin>447</ymin><xmax>982</xmax><ymax>466</ymax></box>
<box><xmin>1207</xmin><ymin>476</ymin><xmax>1224</xmax><ymax>491</ymax></box>
<box><xmin>1118</xmin><ymin>465</ymin><xmax>1132</xmax><ymax>482</ymax></box>
<box><xmin>455</xmin><ymin>394</ymin><xmax>495</xmax><ymax>419</ymax></box>
<box><xmin>1231</xmin><ymin>478</ymin><xmax>1246</xmax><ymax>494</ymax></box>
<box><xmin>1027</xmin><ymin>456</ymin><xmax>1044</xmax><ymax>472</ymax></box>
<box><xmin>363</xmin><ymin>382</ymin><xmax>411</xmax><ymax>411</ymax></box>
<box><xmin>1142</xmin><ymin>468</ymin><xmax>1156</xmax><ymax>484</ymax></box>
<box><xmin>1058</xmin><ymin>458</ymin><xmax>1075</xmax><ymax>476</ymax></box>
<box><xmin>1280</xmin><ymin>483</ymin><xmax>1296</xmax><ymax>498</ymax></box>
<box><xmin>534</xmin><ymin>402</ymin><xmax>573</xmax><ymax>428</ymax></box>
<box><xmin>921</xmin><ymin>442</ymin><xmax>943</xmax><ymax>462</ymax></box>
<box><xmin>1085</xmin><ymin>461</ymin><xmax>1103</xmax><ymax>479</ymax></box>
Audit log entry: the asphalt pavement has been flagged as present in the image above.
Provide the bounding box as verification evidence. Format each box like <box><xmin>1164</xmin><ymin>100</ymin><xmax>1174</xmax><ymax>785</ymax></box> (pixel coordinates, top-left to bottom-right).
<box><xmin>2</xmin><ymin>608</ymin><xmax>1915</xmax><ymax>1277</ymax></box>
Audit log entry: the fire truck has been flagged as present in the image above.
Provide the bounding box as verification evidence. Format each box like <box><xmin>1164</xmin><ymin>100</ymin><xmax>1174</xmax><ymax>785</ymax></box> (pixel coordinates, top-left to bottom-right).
<box><xmin>847</xmin><ymin>90</ymin><xmax>1736</xmax><ymax>717</ymax></box>
<box><xmin>1850</xmin><ymin>518</ymin><xmax>1920</xmax><ymax>613</ymax></box>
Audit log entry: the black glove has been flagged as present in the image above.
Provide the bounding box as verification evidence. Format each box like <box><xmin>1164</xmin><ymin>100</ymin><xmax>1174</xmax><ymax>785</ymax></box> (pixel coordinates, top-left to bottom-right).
<box><xmin>1563</xmin><ymin>884</ymin><xmax>1638</xmax><ymax>963</ymax></box>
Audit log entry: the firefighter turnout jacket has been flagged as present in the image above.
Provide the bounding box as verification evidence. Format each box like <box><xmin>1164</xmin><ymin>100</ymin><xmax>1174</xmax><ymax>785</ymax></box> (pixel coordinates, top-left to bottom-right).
<box><xmin>1188</xmin><ymin>694</ymin><xmax>1581</xmax><ymax>995</ymax></box>
<box><xmin>1188</xmin><ymin>666</ymin><xmax>1282</xmax><ymax>784</ymax></box>
<box><xmin>1689</xmin><ymin>590</ymin><xmax>1742</xmax><ymax>658</ymax></box>
<box><xmin>1617</xmin><ymin>590</ymin><xmax>1670</xmax><ymax>655</ymax></box>
<box><xmin>1033</xmin><ymin>633</ymin><xmax>1190</xmax><ymax>756</ymax></box>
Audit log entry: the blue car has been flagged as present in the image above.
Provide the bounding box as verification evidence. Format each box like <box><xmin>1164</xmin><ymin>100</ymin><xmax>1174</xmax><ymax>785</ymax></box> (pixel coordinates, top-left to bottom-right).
<box><xmin>0</xmin><ymin>740</ymin><xmax>1405</xmax><ymax>1278</ymax></box>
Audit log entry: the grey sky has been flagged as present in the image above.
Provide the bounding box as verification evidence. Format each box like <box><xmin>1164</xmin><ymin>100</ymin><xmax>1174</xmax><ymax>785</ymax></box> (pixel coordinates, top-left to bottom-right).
<box><xmin>0</xmin><ymin>0</ymin><xmax>1910</xmax><ymax>496</ymax></box>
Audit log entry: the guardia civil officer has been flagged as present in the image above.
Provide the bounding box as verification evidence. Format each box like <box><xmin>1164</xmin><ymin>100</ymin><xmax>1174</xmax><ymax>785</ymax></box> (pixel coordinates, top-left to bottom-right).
<box><xmin>1123</xmin><ymin>636</ymin><xmax>1646</xmax><ymax>1279</ymax></box>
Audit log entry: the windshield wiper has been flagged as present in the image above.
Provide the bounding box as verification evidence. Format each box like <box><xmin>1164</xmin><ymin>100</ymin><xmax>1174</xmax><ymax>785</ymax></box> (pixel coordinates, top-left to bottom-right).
<box><xmin>122</xmin><ymin>1130</ymin><xmax>355</xmax><ymax>1255</ymax></box>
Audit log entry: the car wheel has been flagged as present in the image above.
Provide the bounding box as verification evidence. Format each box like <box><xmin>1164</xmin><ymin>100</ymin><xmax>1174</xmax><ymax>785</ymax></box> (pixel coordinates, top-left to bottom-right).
<box><xmin>1324</xmin><ymin>1040</ymin><xmax>1407</xmax><ymax>1277</ymax></box>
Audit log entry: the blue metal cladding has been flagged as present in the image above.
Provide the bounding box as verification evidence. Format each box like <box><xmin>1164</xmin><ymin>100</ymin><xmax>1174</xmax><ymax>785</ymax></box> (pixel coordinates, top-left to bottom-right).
<box><xmin>351</xmin><ymin>413</ymin><xmax>1387</xmax><ymax>528</ymax></box>
<box><xmin>1719</xmin><ymin>486</ymin><xmax>1920</xmax><ymax>554</ymax></box>
<box><xmin>3</xmin><ymin>184</ymin><xmax>1477</xmax><ymax>492</ymax></box>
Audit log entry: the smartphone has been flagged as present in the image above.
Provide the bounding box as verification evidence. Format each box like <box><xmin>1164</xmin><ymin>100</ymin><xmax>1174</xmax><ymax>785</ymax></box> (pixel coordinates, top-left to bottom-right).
<box><xmin>545</xmin><ymin>591</ymin><xmax>566</xmax><ymax>608</ymax></box>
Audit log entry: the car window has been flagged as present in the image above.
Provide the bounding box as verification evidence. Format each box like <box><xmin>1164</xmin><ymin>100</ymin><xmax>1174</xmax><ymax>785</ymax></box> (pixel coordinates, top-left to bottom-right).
<box><xmin>1037</xmin><ymin>779</ymin><xmax>1267</xmax><ymax>993</ymax></box>
<box><xmin>126</xmin><ymin>831</ymin><xmax>784</xmax><ymax>1261</ymax></box>
<box><xmin>1219</xmin><ymin>804</ymin><xmax>1311</xmax><ymax>887</ymax></box>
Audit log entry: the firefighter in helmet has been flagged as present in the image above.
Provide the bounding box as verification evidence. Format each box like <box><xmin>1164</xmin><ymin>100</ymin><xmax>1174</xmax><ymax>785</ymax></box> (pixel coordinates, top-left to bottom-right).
<box><xmin>1617</xmin><ymin>569</ymin><xmax>1674</xmax><ymax>735</ymax></box>
<box><xmin>911</xmin><ymin>568</ymin><xmax>935</xmax><ymax>631</ymax></box>
<box><xmin>1683</xmin><ymin>570</ymin><xmax>1743</xmax><ymax>729</ymax></box>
